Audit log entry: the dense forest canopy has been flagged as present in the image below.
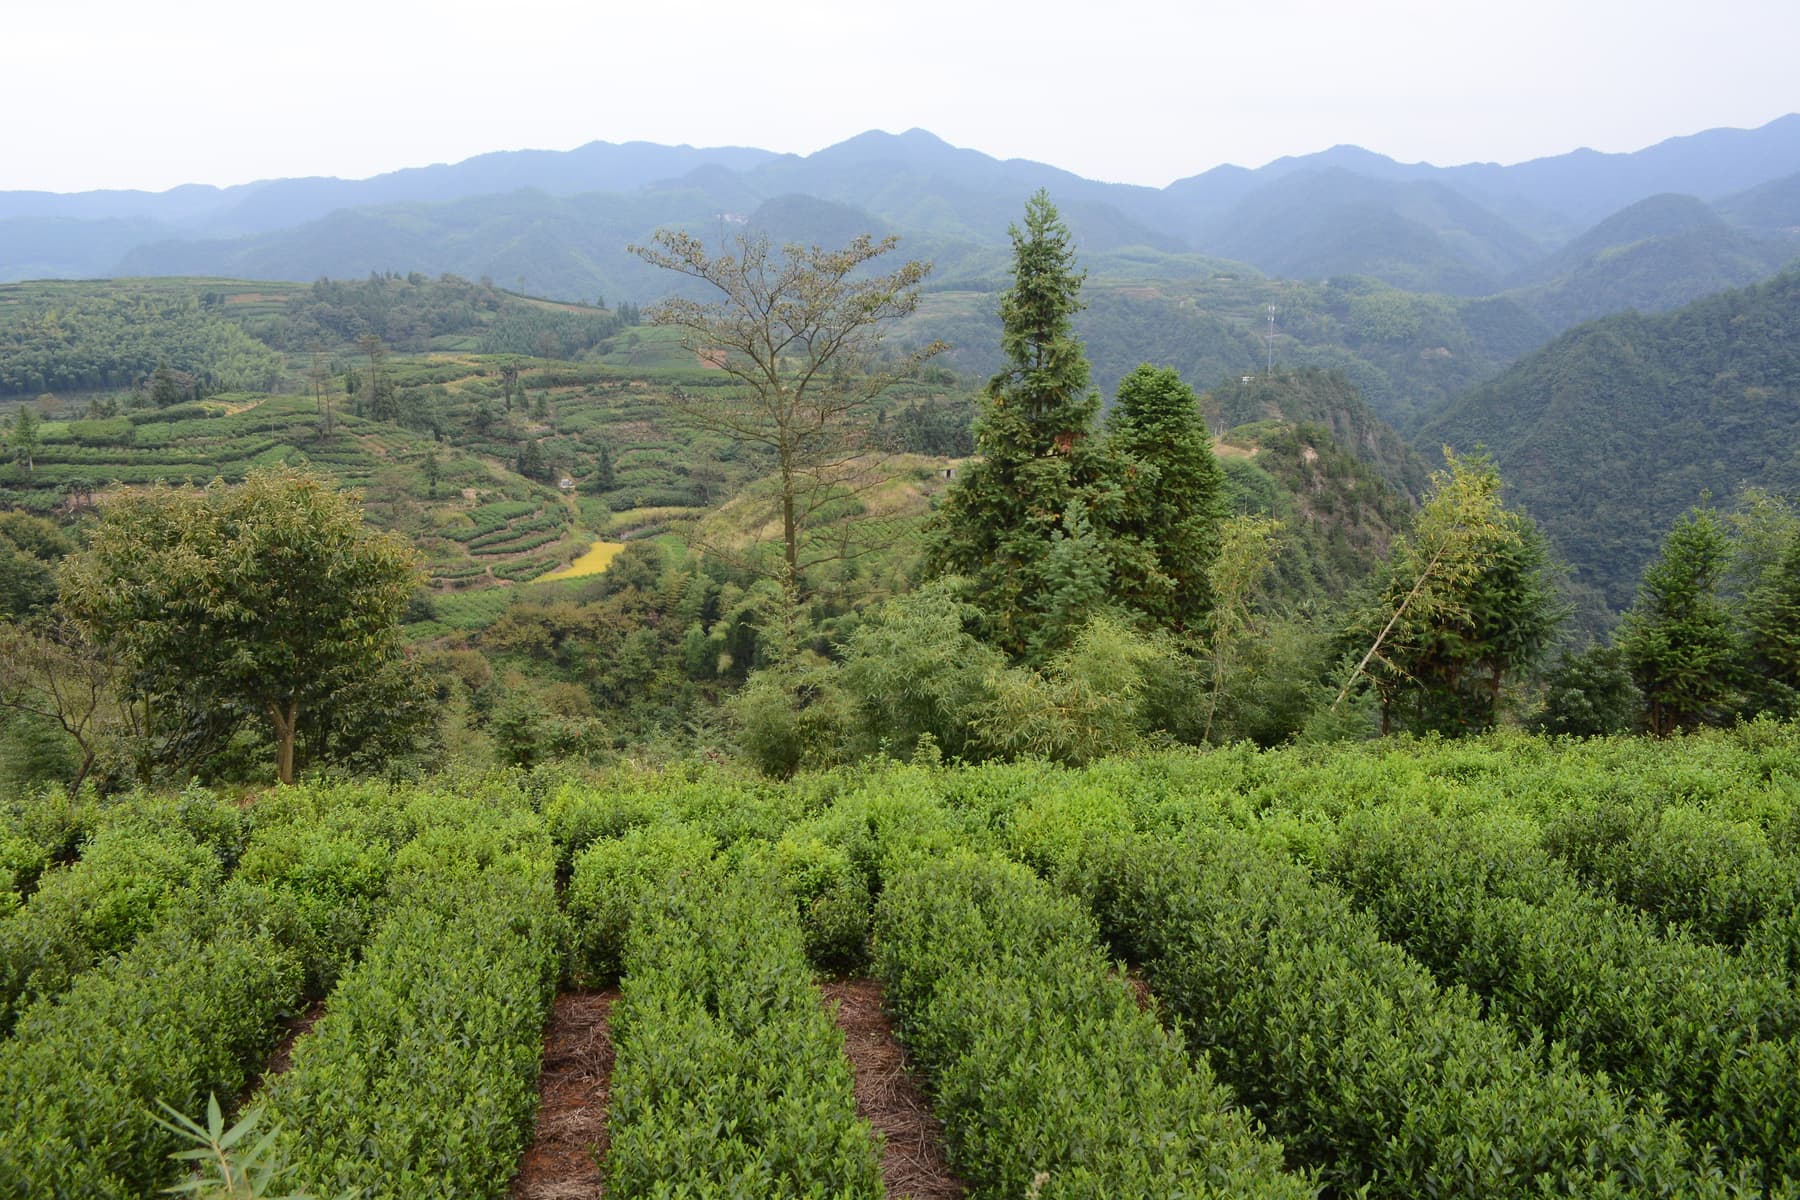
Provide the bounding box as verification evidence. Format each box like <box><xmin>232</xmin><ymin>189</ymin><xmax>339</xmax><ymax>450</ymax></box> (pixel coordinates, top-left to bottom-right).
<box><xmin>1420</xmin><ymin>267</ymin><xmax>1800</xmax><ymax>613</ymax></box>
<box><xmin>266</xmin><ymin>272</ymin><xmax>639</xmax><ymax>356</ymax></box>
<box><xmin>0</xmin><ymin>290</ymin><xmax>284</xmax><ymax>398</ymax></box>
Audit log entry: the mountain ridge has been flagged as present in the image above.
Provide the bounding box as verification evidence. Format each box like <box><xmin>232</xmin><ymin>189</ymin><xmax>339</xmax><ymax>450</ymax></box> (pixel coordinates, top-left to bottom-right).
<box><xmin>1416</xmin><ymin>267</ymin><xmax>1800</xmax><ymax>614</ymax></box>
<box><xmin>8</xmin><ymin>115</ymin><xmax>1799</xmax><ymax>253</ymax></box>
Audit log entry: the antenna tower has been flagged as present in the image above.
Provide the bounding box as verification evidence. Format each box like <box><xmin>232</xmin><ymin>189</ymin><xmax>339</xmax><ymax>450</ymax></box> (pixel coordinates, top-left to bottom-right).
<box><xmin>1265</xmin><ymin>305</ymin><xmax>1278</xmax><ymax>374</ymax></box>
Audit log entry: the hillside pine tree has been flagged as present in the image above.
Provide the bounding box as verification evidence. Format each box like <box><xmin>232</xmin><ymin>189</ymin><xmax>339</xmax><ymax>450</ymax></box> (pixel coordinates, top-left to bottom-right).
<box><xmin>929</xmin><ymin>191</ymin><xmax>1137</xmax><ymax>660</ymax></box>
<box><xmin>1105</xmin><ymin>364</ymin><xmax>1228</xmax><ymax>630</ymax></box>
<box><xmin>1616</xmin><ymin>507</ymin><xmax>1740</xmax><ymax>735</ymax></box>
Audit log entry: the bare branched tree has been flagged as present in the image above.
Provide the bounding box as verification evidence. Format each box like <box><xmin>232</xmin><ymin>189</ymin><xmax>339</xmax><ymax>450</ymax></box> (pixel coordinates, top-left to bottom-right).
<box><xmin>631</xmin><ymin>230</ymin><xmax>944</xmax><ymax>597</ymax></box>
<box><xmin>0</xmin><ymin>618</ymin><xmax>129</xmax><ymax>791</ymax></box>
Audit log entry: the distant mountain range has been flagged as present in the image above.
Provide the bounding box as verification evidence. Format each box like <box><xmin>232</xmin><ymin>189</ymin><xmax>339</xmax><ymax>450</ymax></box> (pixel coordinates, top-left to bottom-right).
<box><xmin>8</xmin><ymin>118</ymin><xmax>1800</xmax><ymax>506</ymax></box>
<box><xmin>8</xmin><ymin>114</ymin><xmax>1800</xmax><ymax>632</ymax></box>
<box><xmin>5</xmin><ymin>118</ymin><xmax>1798</xmax><ymax>323</ymax></box>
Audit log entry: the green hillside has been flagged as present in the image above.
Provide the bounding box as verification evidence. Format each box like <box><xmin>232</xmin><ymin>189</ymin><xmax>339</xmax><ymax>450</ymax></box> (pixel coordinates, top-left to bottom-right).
<box><xmin>1214</xmin><ymin>418</ymin><xmax>1414</xmax><ymax>605</ymax></box>
<box><xmin>1201</xmin><ymin>367</ymin><xmax>1431</xmax><ymax>499</ymax></box>
<box><xmin>905</xmin><ymin>271</ymin><xmax>1549</xmax><ymax>432</ymax></box>
<box><xmin>0</xmin><ymin>276</ymin><xmax>978</xmax><ymax>640</ymax></box>
<box><xmin>1417</xmin><ymin>268</ymin><xmax>1800</xmax><ymax>612</ymax></box>
<box><xmin>1502</xmin><ymin>194</ymin><xmax>1799</xmax><ymax>330</ymax></box>
<box><xmin>0</xmin><ymin>279</ymin><xmax>295</xmax><ymax>397</ymax></box>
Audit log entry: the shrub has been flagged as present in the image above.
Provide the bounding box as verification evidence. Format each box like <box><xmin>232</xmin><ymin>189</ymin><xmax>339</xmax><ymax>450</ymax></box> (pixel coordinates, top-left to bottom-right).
<box><xmin>874</xmin><ymin>853</ymin><xmax>1310</xmax><ymax>1198</ymax></box>
<box><xmin>606</xmin><ymin>866</ymin><xmax>882</xmax><ymax>1198</ymax></box>
<box><xmin>563</xmin><ymin>822</ymin><xmax>717</xmax><ymax>986</ymax></box>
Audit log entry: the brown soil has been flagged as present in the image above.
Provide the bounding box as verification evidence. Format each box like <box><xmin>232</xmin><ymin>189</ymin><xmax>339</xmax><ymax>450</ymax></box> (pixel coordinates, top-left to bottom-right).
<box><xmin>510</xmin><ymin>989</ymin><xmax>617</xmax><ymax>1200</ymax></box>
<box><xmin>264</xmin><ymin>999</ymin><xmax>328</xmax><ymax>1077</ymax></box>
<box><xmin>239</xmin><ymin>998</ymin><xmax>327</xmax><ymax>1104</ymax></box>
<box><xmin>1123</xmin><ymin>968</ymin><xmax>1155</xmax><ymax>1012</ymax></box>
<box><xmin>823</xmin><ymin>979</ymin><xmax>965</xmax><ymax>1200</ymax></box>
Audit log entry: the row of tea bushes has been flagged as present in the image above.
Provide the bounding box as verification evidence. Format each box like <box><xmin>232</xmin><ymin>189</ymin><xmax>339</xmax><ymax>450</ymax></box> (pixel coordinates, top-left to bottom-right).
<box><xmin>874</xmin><ymin>852</ymin><xmax>1312</xmax><ymax>1199</ymax></box>
<box><xmin>1541</xmin><ymin>796</ymin><xmax>1800</xmax><ymax>966</ymax></box>
<box><xmin>0</xmin><ymin>881</ymin><xmax>321</xmax><ymax>1196</ymax></box>
<box><xmin>605</xmin><ymin>864</ymin><xmax>882</xmax><ymax>1197</ymax></box>
<box><xmin>0</xmin><ymin>820</ymin><xmax>224</xmax><ymax>1036</ymax></box>
<box><xmin>1322</xmin><ymin>805</ymin><xmax>1800</xmax><ymax>1186</ymax></box>
<box><xmin>0</xmin><ymin>784</ymin><xmax>250</xmax><ymax>888</ymax></box>
<box><xmin>260</xmin><ymin>854</ymin><xmax>561</xmax><ymax>1200</ymax></box>
<box><xmin>0</xmin><ymin>776</ymin><xmax>546</xmax><ymax>1197</ymax></box>
<box><xmin>1089</xmin><ymin>829</ymin><xmax>1759</xmax><ymax>1199</ymax></box>
<box><xmin>555</xmin><ymin>771</ymin><xmax>873</xmax><ymax>985</ymax></box>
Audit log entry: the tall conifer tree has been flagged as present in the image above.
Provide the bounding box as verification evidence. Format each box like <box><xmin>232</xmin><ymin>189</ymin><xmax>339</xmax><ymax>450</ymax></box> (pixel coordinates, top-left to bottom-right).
<box><xmin>1616</xmin><ymin>507</ymin><xmax>1740</xmax><ymax>735</ymax></box>
<box><xmin>929</xmin><ymin>191</ymin><xmax>1130</xmax><ymax>660</ymax></box>
<box><xmin>1743</xmin><ymin>532</ymin><xmax>1800</xmax><ymax>717</ymax></box>
<box><xmin>1105</xmin><ymin>364</ymin><xmax>1228</xmax><ymax>630</ymax></box>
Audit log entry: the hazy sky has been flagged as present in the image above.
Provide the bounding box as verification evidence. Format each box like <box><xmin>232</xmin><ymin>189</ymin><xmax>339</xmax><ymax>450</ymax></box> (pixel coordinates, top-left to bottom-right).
<box><xmin>9</xmin><ymin>0</ymin><xmax>1797</xmax><ymax>193</ymax></box>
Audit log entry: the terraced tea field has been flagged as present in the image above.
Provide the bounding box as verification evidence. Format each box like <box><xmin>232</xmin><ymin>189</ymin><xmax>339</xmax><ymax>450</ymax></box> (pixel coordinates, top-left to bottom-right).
<box><xmin>4</xmin><ymin>728</ymin><xmax>1797</xmax><ymax>1197</ymax></box>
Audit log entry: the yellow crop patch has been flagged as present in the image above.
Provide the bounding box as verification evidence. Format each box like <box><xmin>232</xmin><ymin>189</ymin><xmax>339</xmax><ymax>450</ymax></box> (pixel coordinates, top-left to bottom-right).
<box><xmin>540</xmin><ymin>539</ymin><xmax>627</xmax><ymax>580</ymax></box>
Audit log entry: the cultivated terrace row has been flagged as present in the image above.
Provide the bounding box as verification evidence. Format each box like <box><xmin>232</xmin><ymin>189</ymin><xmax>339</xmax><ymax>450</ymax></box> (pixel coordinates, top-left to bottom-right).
<box><xmin>0</xmin><ymin>727</ymin><xmax>1796</xmax><ymax>1196</ymax></box>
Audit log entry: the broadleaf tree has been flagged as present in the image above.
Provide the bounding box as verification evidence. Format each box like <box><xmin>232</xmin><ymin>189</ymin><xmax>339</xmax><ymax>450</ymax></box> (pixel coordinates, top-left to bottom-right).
<box><xmin>631</xmin><ymin>229</ymin><xmax>942</xmax><ymax>600</ymax></box>
<box><xmin>58</xmin><ymin>466</ymin><xmax>422</xmax><ymax>784</ymax></box>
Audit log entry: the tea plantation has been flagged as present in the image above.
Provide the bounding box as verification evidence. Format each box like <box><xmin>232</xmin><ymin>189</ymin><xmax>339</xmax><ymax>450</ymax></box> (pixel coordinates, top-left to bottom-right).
<box><xmin>3</xmin><ymin>725</ymin><xmax>1798</xmax><ymax>1197</ymax></box>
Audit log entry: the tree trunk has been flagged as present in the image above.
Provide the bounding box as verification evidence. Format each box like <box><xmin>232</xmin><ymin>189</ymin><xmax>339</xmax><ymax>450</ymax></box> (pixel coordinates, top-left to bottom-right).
<box><xmin>781</xmin><ymin>459</ymin><xmax>799</xmax><ymax>595</ymax></box>
<box><xmin>268</xmin><ymin>699</ymin><xmax>299</xmax><ymax>785</ymax></box>
<box><xmin>69</xmin><ymin>747</ymin><xmax>96</xmax><ymax>795</ymax></box>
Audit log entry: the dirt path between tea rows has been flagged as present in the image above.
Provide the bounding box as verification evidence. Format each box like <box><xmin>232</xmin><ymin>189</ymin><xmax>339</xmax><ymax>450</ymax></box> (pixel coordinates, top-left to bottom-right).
<box><xmin>509</xmin><ymin>980</ymin><xmax>962</xmax><ymax>1199</ymax></box>
<box><xmin>510</xmin><ymin>989</ymin><xmax>617</xmax><ymax>1199</ymax></box>
<box><xmin>823</xmin><ymin>978</ymin><xmax>966</xmax><ymax>1200</ymax></box>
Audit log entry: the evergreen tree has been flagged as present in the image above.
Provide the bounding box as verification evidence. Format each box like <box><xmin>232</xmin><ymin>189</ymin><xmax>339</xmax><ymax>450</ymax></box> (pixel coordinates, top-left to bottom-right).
<box><xmin>1740</xmin><ymin>528</ymin><xmax>1800</xmax><ymax>717</ymax></box>
<box><xmin>517</xmin><ymin>438</ymin><xmax>548</xmax><ymax>482</ymax></box>
<box><xmin>1106</xmin><ymin>363</ymin><xmax>1228</xmax><ymax>630</ymax></box>
<box><xmin>1533</xmin><ymin>644</ymin><xmax>1642</xmax><ymax>736</ymax></box>
<box><xmin>1616</xmin><ymin>507</ymin><xmax>1740</xmax><ymax>736</ymax></box>
<box><xmin>8</xmin><ymin>407</ymin><xmax>40</xmax><ymax>476</ymax></box>
<box><xmin>928</xmin><ymin>190</ymin><xmax>1131</xmax><ymax>660</ymax></box>
<box><xmin>150</xmin><ymin>363</ymin><xmax>183</xmax><ymax>409</ymax></box>
<box><xmin>591</xmin><ymin>441</ymin><xmax>616</xmax><ymax>492</ymax></box>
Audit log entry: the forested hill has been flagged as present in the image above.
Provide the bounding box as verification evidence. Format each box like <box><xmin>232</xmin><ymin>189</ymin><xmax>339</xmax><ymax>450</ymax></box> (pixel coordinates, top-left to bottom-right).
<box><xmin>1500</xmin><ymin>192</ymin><xmax>1800</xmax><ymax>330</ymax></box>
<box><xmin>0</xmin><ymin>276</ymin><xmax>632</xmax><ymax>399</ymax></box>
<box><xmin>6</xmin><ymin>117</ymin><xmax>1800</xmax><ymax>353</ymax></box>
<box><xmin>1214</xmin><ymin>418</ymin><xmax>1414</xmax><ymax>605</ymax></box>
<box><xmin>0</xmin><ymin>283</ymin><xmax>287</xmax><ymax>397</ymax></box>
<box><xmin>1417</xmin><ymin>268</ymin><xmax>1800</xmax><ymax>613</ymax></box>
<box><xmin>1201</xmin><ymin>368</ymin><xmax>1431</xmax><ymax>499</ymax></box>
